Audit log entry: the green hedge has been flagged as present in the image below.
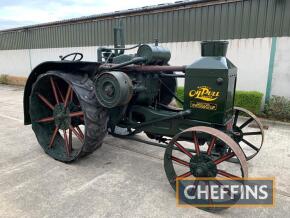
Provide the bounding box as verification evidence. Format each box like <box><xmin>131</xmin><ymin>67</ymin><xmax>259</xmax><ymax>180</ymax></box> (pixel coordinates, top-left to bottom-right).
<box><xmin>0</xmin><ymin>74</ymin><xmax>8</xmax><ymax>84</ymax></box>
<box><xmin>175</xmin><ymin>87</ymin><xmax>263</xmax><ymax>114</ymax></box>
<box><xmin>234</xmin><ymin>91</ymin><xmax>263</xmax><ymax>114</ymax></box>
<box><xmin>176</xmin><ymin>87</ymin><xmax>185</xmax><ymax>103</ymax></box>
<box><xmin>265</xmin><ymin>96</ymin><xmax>290</xmax><ymax>121</ymax></box>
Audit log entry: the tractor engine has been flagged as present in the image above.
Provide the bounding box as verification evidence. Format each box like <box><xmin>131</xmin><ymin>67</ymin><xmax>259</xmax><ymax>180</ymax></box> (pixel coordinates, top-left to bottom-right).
<box><xmin>94</xmin><ymin>44</ymin><xmax>177</xmax><ymax>125</ymax></box>
<box><xmin>94</xmin><ymin>40</ymin><xmax>237</xmax><ymax>127</ymax></box>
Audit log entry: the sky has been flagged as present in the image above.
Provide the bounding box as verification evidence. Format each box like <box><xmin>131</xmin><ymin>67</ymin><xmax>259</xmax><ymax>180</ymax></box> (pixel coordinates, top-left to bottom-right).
<box><xmin>0</xmin><ymin>0</ymin><xmax>177</xmax><ymax>30</ymax></box>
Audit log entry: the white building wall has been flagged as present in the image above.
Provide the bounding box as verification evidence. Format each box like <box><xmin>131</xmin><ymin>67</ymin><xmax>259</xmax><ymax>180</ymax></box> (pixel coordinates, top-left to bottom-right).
<box><xmin>227</xmin><ymin>38</ymin><xmax>272</xmax><ymax>95</ymax></box>
<box><xmin>0</xmin><ymin>49</ymin><xmax>31</xmax><ymax>76</ymax></box>
<box><xmin>161</xmin><ymin>38</ymin><xmax>272</xmax><ymax>96</ymax></box>
<box><xmin>1</xmin><ymin>37</ymin><xmax>289</xmax><ymax>99</ymax></box>
<box><xmin>272</xmin><ymin>37</ymin><xmax>290</xmax><ymax>98</ymax></box>
<box><xmin>29</xmin><ymin>46</ymin><xmax>99</xmax><ymax>67</ymax></box>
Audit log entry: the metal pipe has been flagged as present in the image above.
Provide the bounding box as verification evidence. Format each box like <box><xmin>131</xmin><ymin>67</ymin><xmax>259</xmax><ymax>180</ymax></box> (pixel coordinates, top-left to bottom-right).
<box><xmin>117</xmin><ymin>135</ymin><xmax>221</xmax><ymax>158</ymax></box>
<box><xmin>120</xmin><ymin>65</ymin><xmax>186</xmax><ymax>72</ymax></box>
<box><xmin>160</xmin><ymin>73</ymin><xmax>185</xmax><ymax>78</ymax></box>
<box><xmin>104</xmin><ymin>44</ymin><xmax>141</xmax><ymax>51</ymax></box>
<box><xmin>116</xmin><ymin>135</ymin><xmax>199</xmax><ymax>153</ymax></box>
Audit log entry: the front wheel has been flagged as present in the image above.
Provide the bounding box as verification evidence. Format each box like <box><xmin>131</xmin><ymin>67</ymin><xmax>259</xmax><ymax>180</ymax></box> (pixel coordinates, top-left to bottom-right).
<box><xmin>164</xmin><ymin>126</ymin><xmax>248</xmax><ymax>211</ymax></box>
<box><xmin>29</xmin><ymin>71</ymin><xmax>108</xmax><ymax>162</ymax></box>
<box><xmin>231</xmin><ymin>107</ymin><xmax>264</xmax><ymax>161</ymax></box>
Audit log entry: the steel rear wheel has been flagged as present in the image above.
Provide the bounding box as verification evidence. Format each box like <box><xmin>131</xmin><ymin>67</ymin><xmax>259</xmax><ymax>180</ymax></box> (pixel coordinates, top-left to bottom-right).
<box><xmin>231</xmin><ymin>107</ymin><xmax>264</xmax><ymax>161</ymax></box>
<box><xmin>29</xmin><ymin>71</ymin><xmax>108</xmax><ymax>162</ymax></box>
<box><xmin>164</xmin><ymin>126</ymin><xmax>248</xmax><ymax>211</ymax></box>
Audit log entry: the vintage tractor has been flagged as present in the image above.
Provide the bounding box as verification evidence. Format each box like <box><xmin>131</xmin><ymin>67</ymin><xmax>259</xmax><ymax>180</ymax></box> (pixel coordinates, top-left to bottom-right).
<box><xmin>23</xmin><ymin>26</ymin><xmax>264</xmax><ymax>210</ymax></box>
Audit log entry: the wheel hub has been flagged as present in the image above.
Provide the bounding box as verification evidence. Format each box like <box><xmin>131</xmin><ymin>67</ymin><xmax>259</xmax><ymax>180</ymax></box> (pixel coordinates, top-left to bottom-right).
<box><xmin>190</xmin><ymin>154</ymin><xmax>217</xmax><ymax>177</ymax></box>
<box><xmin>53</xmin><ymin>103</ymin><xmax>71</xmax><ymax>130</ymax></box>
<box><xmin>232</xmin><ymin>126</ymin><xmax>243</xmax><ymax>142</ymax></box>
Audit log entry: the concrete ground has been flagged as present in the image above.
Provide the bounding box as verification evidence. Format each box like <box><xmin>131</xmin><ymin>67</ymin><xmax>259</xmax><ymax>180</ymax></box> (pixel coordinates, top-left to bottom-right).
<box><xmin>0</xmin><ymin>84</ymin><xmax>289</xmax><ymax>218</ymax></box>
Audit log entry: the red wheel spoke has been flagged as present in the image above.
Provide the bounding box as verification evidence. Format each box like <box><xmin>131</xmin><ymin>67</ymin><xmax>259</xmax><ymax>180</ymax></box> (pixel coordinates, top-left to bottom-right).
<box><xmin>176</xmin><ymin>171</ymin><xmax>192</xmax><ymax>179</ymax></box>
<box><xmin>55</xmin><ymin>81</ymin><xmax>65</xmax><ymax>102</ymax></box>
<box><xmin>36</xmin><ymin>116</ymin><xmax>54</xmax><ymax>123</ymax></box>
<box><xmin>182</xmin><ymin>179</ymin><xmax>199</xmax><ymax>197</ymax></box>
<box><xmin>190</xmin><ymin>179</ymin><xmax>199</xmax><ymax>197</ymax></box>
<box><xmin>49</xmin><ymin>127</ymin><xmax>59</xmax><ymax>148</ymax></box>
<box><xmin>207</xmin><ymin>136</ymin><xmax>216</xmax><ymax>155</ymax></box>
<box><xmin>214</xmin><ymin>152</ymin><xmax>235</xmax><ymax>165</ymax></box>
<box><xmin>69</xmin><ymin>125</ymin><xmax>84</xmax><ymax>143</ymax></box>
<box><xmin>76</xmin><ymin>126</ymin><xmax>84</xmax><ymax>139</ymax></box>
<box><xmin>171</xmin><ymin>156</ymin><xmax>190</xmax><ymax>167</ymax></box>
<box><xmin>213</xmin><ymin>180</ymin><xmax>232</xmax><ymax>196</ymax></box>
<box><xmin>50</xmin><ymin>77</ymin><xmax>59</xmax><ymax>105</ymax></box>
<box><xmin>70</xmin><ymin>89</ymin><xmax>73</xmax><ymax>101</ymax></box>
<box><xmin>192</xmin><ymin>131</ymin><xmax>200</xmax><ymax>155</ymax></box>
<box><xmin>217</xmin><ymin>170</ymin><xmax>241</xmax><ymax>179</ymax></box>
<box><xmin>64</xmin><ymin>85</ymin><xmax>72</xmax><ymax>107</ymax></box>
<box><xmin>69</xmin><ymin>111</ymin><xmax>84</xmax><ymax>118</ymax></box>
<box><xmin>37</xmin><ymin>93</ymin><xmax>54</xmax><ymax>110</ymax></box>
<box><xmin>207</xmin><ymin>181</ymin><xmax>213</xmax><ymax>204</ymax></box>
<box><xmin>174</xmin><ymin>142</ymin><xmax>193</xmax><ymax>158</ymax></box>
<box><xmin>63</xmin><ymin>130</ymin><xmax>70</xmax><ymax>156</ymax></box>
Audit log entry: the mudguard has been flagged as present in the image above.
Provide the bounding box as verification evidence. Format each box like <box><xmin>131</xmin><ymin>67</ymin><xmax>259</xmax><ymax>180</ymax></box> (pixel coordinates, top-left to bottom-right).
<box><xmin>23</xmin><ymin>61</ymin><xmax>100</xmax><ymax>125</ymax></box>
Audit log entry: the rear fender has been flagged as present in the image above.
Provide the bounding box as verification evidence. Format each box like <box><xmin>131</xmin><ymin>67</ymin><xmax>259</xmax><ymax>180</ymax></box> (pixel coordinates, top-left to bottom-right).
<box><xmin>23</xmin><ymin>61</ymin><xmax>100</xmax><ymax>125</ymax></box>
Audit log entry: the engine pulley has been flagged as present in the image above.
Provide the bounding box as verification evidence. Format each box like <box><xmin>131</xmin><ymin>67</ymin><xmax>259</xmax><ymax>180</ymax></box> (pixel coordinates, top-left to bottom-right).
<box><xmin>94</xmin><ymin>71</ymin><xmax>133</xmax><ymax>108</ymax></box>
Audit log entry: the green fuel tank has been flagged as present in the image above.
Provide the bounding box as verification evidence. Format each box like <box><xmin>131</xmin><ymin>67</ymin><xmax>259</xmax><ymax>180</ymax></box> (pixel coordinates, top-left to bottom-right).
<box><xmin>184</xmin><ymin>41</ymin><xmax>237</xmax><ymax>125</ymax></box>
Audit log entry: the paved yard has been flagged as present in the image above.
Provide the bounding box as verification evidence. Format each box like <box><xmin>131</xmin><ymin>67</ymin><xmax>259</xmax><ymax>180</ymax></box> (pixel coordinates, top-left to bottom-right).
<box><xmin>0</xmin><ymin>84</ymin><xmax>289</xmax><ymax>218</ymax></box>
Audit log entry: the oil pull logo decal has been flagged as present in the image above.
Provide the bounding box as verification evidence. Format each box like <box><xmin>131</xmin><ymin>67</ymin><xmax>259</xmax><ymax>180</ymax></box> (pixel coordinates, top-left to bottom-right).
<box><xmin>189</xmin><ymin>86</ymin><xmax>220</xmax><ymax>102</ymax></box>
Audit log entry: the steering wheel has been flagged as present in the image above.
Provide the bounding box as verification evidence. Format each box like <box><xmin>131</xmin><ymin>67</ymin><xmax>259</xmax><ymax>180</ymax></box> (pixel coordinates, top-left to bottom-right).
<box><xmin>60</xmin><ymin>52</ymin><xmax>83</xmax><ymax>61</ymax></box>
